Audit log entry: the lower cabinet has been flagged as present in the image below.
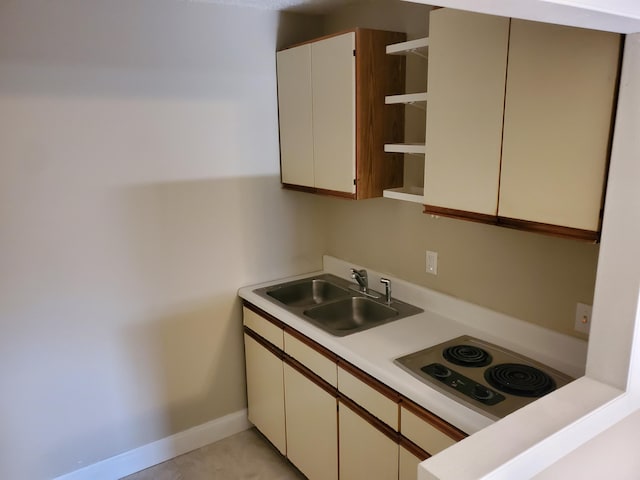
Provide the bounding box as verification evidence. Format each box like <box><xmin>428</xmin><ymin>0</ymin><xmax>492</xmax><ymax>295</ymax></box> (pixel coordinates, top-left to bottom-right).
<box><xmin>283</xmin><ymin>362</ymin><xmax>338</xmax><ymax>480</ymax></box>
<box><xmin>399</xmin><ymin>443</ymin><xmax>428</xmax><ymax>480</ymax></box>
<box><xmin>243</xmin><ymin>303</ymin><xmax>466</xmax><ymax>480</ymax></box>
<box><xmin>339</xmin><ymin>399</ymin><xmax>399</xmax><ymax>480</ymax></box>
<box><xmin>243</xmin><ymin>332</ymin><xmax>286</xmax><ymax>455</ymax></box>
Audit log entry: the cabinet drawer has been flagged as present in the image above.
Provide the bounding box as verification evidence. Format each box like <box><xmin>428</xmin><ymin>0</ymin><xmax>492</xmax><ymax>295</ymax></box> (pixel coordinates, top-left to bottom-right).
<box><xmin>400</xmin><ymin>406</ymin><xmax>461</xmax><ymax>455</ymax></box>
<box><xmin>338</xmin><ymin>364</ymin><xmax>398</xmax><ymax>429</ymax></box>
<box><xmin>243</xmin><ymin>307</ymin><xmax>283</xmax><ymax>349</ymax></box>
<box><xmin>284</xmin><ymin>331</ymin><xmax>337</xmax><ymax>387</ymax></box>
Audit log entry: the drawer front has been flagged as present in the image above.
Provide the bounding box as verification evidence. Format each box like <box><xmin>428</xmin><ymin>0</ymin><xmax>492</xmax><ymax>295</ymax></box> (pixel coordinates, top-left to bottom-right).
<box><xmin>400</xmin><ymin>407</ymin><xmax>457</xmax><ymax>455</ymax></box>
<box><xmin>338</xmin><ymin>365</ymin><xmax>398</xmax><ymax>429</ymax></box>
<box><xmin>243</xmin><ymin>307</ymin><xmax>283</xmax><ymax>349</ymax></box>
<box><xmin>284</xmin><ymin>331</ymin><xmax>337</xmax><ymax>387</ymax></box>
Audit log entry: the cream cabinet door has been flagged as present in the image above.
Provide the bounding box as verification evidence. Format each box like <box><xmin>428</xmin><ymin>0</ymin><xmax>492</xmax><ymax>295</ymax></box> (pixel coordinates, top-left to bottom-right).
<box><xmin>244</xmin><ymin>334</ymin><xmax>286</xmax><ymax>455</ymax></box>
<box><xmin>284</xmin><ymin>364</ymin><xmax>338</xmax><ymax>480</ymax></box>
<box><xmin>424</xmin><ymin>9</ymin><xmax>509</xmax><ymax>216</ymax></box>
<box><xmin>338</xmin><ymin>401</ymin><xmax>399</xmax><ymax>480</ymax></box>
<box><xmin>312</xmin><ymin>32</ymin><xmax>356</xmax><ymax>194</ymax></box>
<box><xmin>399</xmin><ymin>446</ymin><xmax>423</xmax><ymax>480</ymax></box>
<box><xmin>277</xmin><ymin>44</ymin><xmax>314</xmax><ymax>188</ymax></box>
<box><xmin>499</xmin><ymin>20</ymin><xmax>620</xmax><ymax>231</ymax></box>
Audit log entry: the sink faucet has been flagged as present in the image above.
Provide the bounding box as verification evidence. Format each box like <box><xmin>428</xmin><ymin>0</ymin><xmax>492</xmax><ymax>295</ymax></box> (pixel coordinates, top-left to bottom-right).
<box><xmin>380</xmin><ymin>278</ymin><xmax>392</xmax><ymax>305</ymax></box>
<box><xmin>350</xmin><ymin>268</ymin><xmax>369</xmax><ymax>293</ymax></box>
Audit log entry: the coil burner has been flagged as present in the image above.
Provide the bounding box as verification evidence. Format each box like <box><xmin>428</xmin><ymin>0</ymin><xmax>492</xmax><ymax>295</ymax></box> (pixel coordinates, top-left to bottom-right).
<box><xmin>395</xmin><ymin>336</ymin><xmax>573</xmax><ymax>419</ymax></box>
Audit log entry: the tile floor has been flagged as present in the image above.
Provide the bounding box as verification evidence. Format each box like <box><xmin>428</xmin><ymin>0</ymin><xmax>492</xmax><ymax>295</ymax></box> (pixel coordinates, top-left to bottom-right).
<box><xmin>121</xmin><ymin>428</ymin><xmax>306</xmax><ymax>480</ymax></box>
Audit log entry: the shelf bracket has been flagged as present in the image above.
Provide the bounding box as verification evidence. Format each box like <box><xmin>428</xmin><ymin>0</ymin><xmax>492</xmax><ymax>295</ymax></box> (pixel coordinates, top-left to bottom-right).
<box><xmin>407</xmin><ymin>102</ymin><xmax>426</xmax><ymax>111</ymax></box>
<box><xmin>409</xmin><ymin>49</ymin><xmax>428</xmax><ymax>61</ymax></box>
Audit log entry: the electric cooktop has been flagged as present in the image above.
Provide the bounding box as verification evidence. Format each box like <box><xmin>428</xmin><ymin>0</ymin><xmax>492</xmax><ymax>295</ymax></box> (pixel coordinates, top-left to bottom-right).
<box><xmin>395</xmin><ymin>335</ymin><xmax>573</xmax><ymax>420</ymax></box>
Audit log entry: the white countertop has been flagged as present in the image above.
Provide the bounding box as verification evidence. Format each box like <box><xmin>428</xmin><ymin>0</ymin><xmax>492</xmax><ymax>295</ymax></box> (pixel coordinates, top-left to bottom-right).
<box><xmin>238</xmin><ymin>255</ymin><xmax>589</xmax><ymax>435</ymax></box>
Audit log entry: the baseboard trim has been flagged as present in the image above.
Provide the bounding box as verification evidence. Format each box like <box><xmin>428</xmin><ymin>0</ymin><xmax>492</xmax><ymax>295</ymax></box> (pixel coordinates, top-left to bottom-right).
<box><xmin>54</xmin><ymin>409</ymin><xmax>251</xmax><ymax>480</ymax></box>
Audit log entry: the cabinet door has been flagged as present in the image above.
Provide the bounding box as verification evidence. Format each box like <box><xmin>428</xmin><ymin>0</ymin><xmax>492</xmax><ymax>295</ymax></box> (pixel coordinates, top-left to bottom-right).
<box><xmin>244</xmin><ymin>334</ymin><xmax>286</xmax><ymax>454</ymax></box>
<box><xmin>399</xmin><ymin>445</ymin><xmax>425</xmax><ymax>480</ymax></box>
<box><xmin>339</xmin><ymin>401</ymin><xmax>399</xmax><ymax>480</ymax></box>
<box><xmin>277</xmin><ymin>44</ymin><xmax>314</xmax><ymax>188</ymax></box>
<box><xmin>284</xmin><ymin>363</ymin><xmax>338</xmax><ymax>480</ymax></box>
<box><xmin>499</xmin><ymin>20</ymin><xmax>620</xmax><ymax>231</ymax></box>
<box><xmin>424</xmin><ymin>9</ymin><xmax>509</xmax><ymax>216</ymax></box>
<box><xmin>312</xmin><ymin>32</ymin><xmax>356</xmax><ymax>194</ymax></box>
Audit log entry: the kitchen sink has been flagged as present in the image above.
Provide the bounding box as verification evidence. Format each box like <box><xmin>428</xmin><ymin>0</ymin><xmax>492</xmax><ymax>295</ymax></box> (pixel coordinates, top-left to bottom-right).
<box><xmin>253</xmin><ymin>273</ymin><xmax>423</xmax><ymax>336</ymax></box>
<box><xmin>304</xmin><ymin>297</ymin><xmax>398</xmax><ymax>335</ymax></box>
<box><xmin>266</xmin><ymin>278</ymin><xmax>350</xmax><ymax>307</ymax></box>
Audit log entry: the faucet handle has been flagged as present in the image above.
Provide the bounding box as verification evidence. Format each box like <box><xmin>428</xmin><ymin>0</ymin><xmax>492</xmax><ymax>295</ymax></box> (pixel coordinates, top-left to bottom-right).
<box><xmin>380</xmin><ymin>278</ymin><xmax>392</xmax><ymax>305</ymax></box>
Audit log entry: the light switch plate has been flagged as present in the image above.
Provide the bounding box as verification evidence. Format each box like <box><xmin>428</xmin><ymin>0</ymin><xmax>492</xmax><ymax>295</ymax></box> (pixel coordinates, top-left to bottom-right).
<box><xmin>575</xmin><ymin>303</ymin><xmax>592</xmax><ymax>334</ymax></box>
<box><xmin>426</xmin><ymin>251</ymin><xmax>438</xmax><ymax>275</ymax></box>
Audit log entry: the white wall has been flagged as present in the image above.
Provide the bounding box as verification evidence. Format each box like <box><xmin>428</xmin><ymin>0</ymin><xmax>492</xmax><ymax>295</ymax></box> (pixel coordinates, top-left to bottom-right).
<box><xmin>0</xmin><ymin>1</ymin><xmax>325</xmax><ymax>478</ymax></box>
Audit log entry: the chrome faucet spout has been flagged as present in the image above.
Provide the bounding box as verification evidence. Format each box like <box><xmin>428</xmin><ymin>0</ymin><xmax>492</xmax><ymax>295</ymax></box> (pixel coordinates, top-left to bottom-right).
<box><xmin>350</xmin><ymin>268</ymin><xmax>368</xmax><ymax>292</ymax></box>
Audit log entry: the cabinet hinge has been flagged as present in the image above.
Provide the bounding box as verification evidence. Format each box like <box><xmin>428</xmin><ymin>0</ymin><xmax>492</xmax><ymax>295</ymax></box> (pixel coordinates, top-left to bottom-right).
<box><xmin>353</xmin><ymin>179</ymin><xmax>356</xmax><ymax>185</ymax></box>
<box><xmin>353</xmin><ymin>49</ymin><xmax>356</xmax><ymax>56</ymax></box>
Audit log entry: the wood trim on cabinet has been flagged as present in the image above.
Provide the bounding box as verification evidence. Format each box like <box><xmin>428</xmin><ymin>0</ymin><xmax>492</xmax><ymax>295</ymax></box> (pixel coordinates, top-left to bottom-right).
<box><xmin>244</xmin><ymin>326</ymin><xmax>284</xmax><ymax>360</ymax></box>
<box><xmin>242</xmin><ymin>301</ymin><xmax>286</xmax><ymax>330</ymax></box>
<box><xmin>284</xmin><ymin>355</ymin><xmax>339</xmax><ymax>398</ymax></box>
<box><xmin>282</xmin><ymin>183</ymin><xmax>318</xmax><ymax>195</ymax></box>
<box><xmin>497</xmin><ymin>216</ymin><xmax>600</xmax><ymax>242</ymax></box>
<box><xmin>339</xmin><ymin>395</ymin><xmax>400</xmax><ymax>444</ymax></box>
<box><xmin>282</xmin><ymin>183</ymin><xmax>357</xmax><ymax>200</ymax></box>
<box><xmin>422</xmin><ymin>206</ymin><xmax>601</xmax><ymax>242</ymax></box>
<box><xmin>423</xmin><ymin>204</ymin><xmax>498</xmax><ymax>225</ymax></box>
<box><xmin>315</xmin><ymin>187</ymin><xmax>357</xmax><ymax>200</ymax></box>
<box><xmin>401</xmin><ymin>398</ymin><xmax>467</xmax><ymax>442</ymax></box>
<box><xmin>337</xmin><ymin>359</ymin><xmax>401</xmax><ymax>404</ymax></box>
<box><xmin>283</xmin><ymin>325</ymin><xmax>339</xmax><ymax>363</ymax></box>
<box><xmin>399</xmin><ymin>436</ymin><xmax>431</xmax><ymax>462</ymax></box>
<box><xmin>355</xmin><ymin>28</ymin><xmax>406</xmax><ymax>200</ymax></box>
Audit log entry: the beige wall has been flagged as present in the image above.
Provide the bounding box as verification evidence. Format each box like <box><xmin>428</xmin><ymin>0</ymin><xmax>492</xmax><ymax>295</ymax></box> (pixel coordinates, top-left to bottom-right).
<box><xmin>319</xmin><ymin>1</ymin><xmax>599</xmax><ymax>339</ymax></box>
<box><xmin>0</xmin><ymin>1</ymin><xmax>325</xmax><ymax>479</ymax></box>
<box><xmin>322</xmin><ymin>197</ymin><xmax>599</xmax><ymax>337</ymax></box>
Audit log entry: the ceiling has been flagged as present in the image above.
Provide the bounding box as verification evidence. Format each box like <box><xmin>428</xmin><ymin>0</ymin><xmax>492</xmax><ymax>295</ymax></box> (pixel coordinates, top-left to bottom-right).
<box><xmin>195</xmin><ymin>0</ymin><xmax>640</xmax><ymax>32</ymax></box>
<box><xmin>192</xmin><ymin>0</ymin><xmax>374</xmax><ymax>14</ymax></box>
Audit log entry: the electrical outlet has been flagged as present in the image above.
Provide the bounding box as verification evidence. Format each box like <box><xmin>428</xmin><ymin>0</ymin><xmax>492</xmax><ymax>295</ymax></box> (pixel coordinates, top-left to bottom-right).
<box><xmin>426</xmin><ymin>251</ymin><xmax>438</xmax><ymax>275</ymax></box>
<box><xmin>574</xmin><ymin>303</ymin><xmax>592</xmax><ymax>334</ymax></box>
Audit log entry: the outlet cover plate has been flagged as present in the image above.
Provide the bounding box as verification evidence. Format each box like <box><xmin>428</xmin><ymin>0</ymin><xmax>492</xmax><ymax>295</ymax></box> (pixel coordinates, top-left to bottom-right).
<box><xmin>575</xmin><ymin>303</ymin><xmax>592</xmax><ymax>334</ymax></box>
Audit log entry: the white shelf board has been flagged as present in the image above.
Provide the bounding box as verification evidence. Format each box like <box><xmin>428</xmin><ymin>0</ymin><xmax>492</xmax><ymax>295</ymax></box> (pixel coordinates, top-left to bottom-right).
<box><xmin>385</xmin><ymin>92</ymin><xmax>428</xmax><ymax>105</ymax></box>
<box><xmin>384</xmin><ymin>143</ymin><xmax>426</xmax><ymax>155</ymax></box>
<box><xmin>383</xmin><ymin>186</ymin><xmax>424</xmax><ymax>203</ymax></box>
<box><xmin>386</xmin><ymin>37</ymin><xmax>429</xmax><ymax>57</ymax></box>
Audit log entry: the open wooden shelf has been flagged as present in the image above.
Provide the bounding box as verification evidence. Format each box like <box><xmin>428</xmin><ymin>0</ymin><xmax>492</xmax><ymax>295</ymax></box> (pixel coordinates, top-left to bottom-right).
<box><xmin>386</xmin><ymin>37</ymin><xmax>429</xmax><ymax>58</ymax></box>
<box><xmin>384</xmin><ymin>143</ymin><xmax>426</xmax><ymax>155</ymax></box>
<box><xmin>383</xmin><ymin>186</ymin><xmax>424</xmax><ymax>203</ymax></box>
<box><xmin>385</xmin><ymin>92</ymin><xmax>428</xmax><ymax>110</ymax></box>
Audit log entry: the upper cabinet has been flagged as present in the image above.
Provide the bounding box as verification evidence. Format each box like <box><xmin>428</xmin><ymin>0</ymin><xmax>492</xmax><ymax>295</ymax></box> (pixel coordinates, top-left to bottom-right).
<box><xmin>277</xmin><ymin>29</ymin><xmax>406</xmax><ymax>200</ymax></box>
<box><xmin>423</xmin><ymin>8</ymin><xmax>621</xmax><ymax>241</ymax></box>
<box><xmin>424</xmin><ymin>9</ymin><xmax>509</xmax><ymax>218</ymax></box>
<box><xmin>498</xmin><ymin>19</ymin><xmax>621</xmax><ymax>234</ymax></box>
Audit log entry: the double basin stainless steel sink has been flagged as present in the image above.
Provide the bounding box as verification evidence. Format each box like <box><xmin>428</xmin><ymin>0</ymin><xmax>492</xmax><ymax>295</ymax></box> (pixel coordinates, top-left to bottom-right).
<box><xmin>253</xmin><ymin>273</ymin><xmax>423</xmax><ymax>336</ymax></box>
